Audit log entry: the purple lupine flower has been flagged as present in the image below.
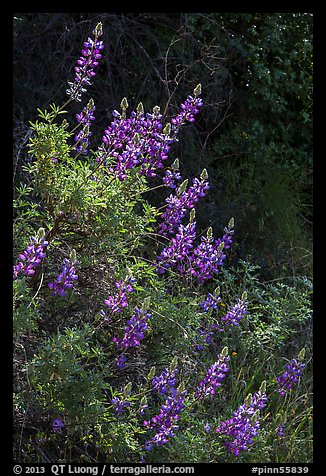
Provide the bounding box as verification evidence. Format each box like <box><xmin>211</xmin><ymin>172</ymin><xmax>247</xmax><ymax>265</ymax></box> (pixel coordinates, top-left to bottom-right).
<box><xmin>220</xmin><ymin>292</ymin><xmax>247</xmax><ymax>328</ymax></box>
<box><xmin>74</xmin><ymin>98</ymin><xmax>96</xmax><ymax>154</ymax></box>
<box><xmin>276</xmin><ymin>350</ymin><xmax>306</xmax><ymax>397</ymax></box>
<box><xmin>115</xmin><ymin>354</ymin><xmax>127</xmax><ymax>369</ymax></box>
<box><xmin>215</xmin><ymin>382</ymin><xmax>267</xmax><ymax>456</ymax></box>
<box><xmin>158</xmin><ymin>171</ymin><xmax>210</xmax><ymax>237</ymax></box>
<box><xmin>111</xmin><ymin>396</ymin><xmax>130</xmax><ymax>414</ymax></box>
<box><xmin>204</xmin><ymin>422</ymin><xmax>211</xmax><ymax>433</ymax></box>
<box><xmin>200</xmin><ymin>290</ymin><xmax>222</xmax><ymax>312</ymax></box>
<box><xmin>13</xmin><ymin>228</ymin><xmax>48</xmax><ymax>280</ymax></box>
<box><xmin>98</xmin><ymin>101</ymin><xmax>174</xmax><ymax>181</ymax></box>
<box><xmin>170</xmin><ymin>84</ymin><xmax>203</xmax><ymax>134</ymax></box>
<box><xmin>193</xmin><ymin>327</ymin><xmax>215</xmax><ymax>352</ymax></box>
<box><xmin>156</xmin><ymin>221</ymin><xmax>196</xmax><ymax>274</ymax></box>
<box><xmin>113</xmin><ymin>305</ymin><xmax>151</xmax><ymax>350</ymax></box>
<box><xmin>194</xmin><ymin>347</ymin><xmax>230</xmax><ymax>400</ymax></box>
<box><xmin>104</xmin><ymin>275</ymin><xmax>135</xmax><ymax>314</ymax></box>
<box><xmin>193</xmin><ymin>288</ymin><xmax>222</xmax><ymax>350</ymax></box>
<box><xmin>143</xmin><ymin>388</ymin><xmax>187</xmax><ymax>450</ymax></box>
<box><xmin>104</xmin><ymin>293</ymin><xmax>128</xmax><ymax>313</ymax></box>
<box><xmin>66</xmin><ymin>23</ymin><xmax>104</xmax><ymax>101</ymax></box>
<box><xmin>98</xmin><ymin>85</ymin><xmax>202</xmax><ymax>181</ymax></box>
<box><xmin>152</xmin><ymin>368</ymin><xmax>179</xmax><ymax>396</ymax></box>
<box><xmin>52</xmin><ymin>418</ymin><xmax>64</xmax><ymax>432</ymax></box>
<box><xmin>277</xmin><ymin>424</ymin><xmax>286</xmax><ymax>437</ymax></box>
<box><xmin>116</xmin><ymin>277</ymin><xmax>136</xmax><ymax>294</ymax></box>
<box><xmin>163</xmin><ymin>169</ymin><xmax>182</xmax><ymax>188</ymax></box>
<box><xmin>158</xmin><ymin>188</ymin><xmax>190</xmax><ymax>236</ymax></box>
<box><xmin>185</xmin><ymin>176</ymin><xmax>210</xmax><ymax>208</ymax></box>
<box><xmin>48</xmin><ymin>252</ymin><xmax>78</xmax><ymax>297</ymax></box>
<box><xmin>187</xmin><ymin>218</ymin><xmax>234</xmax><ymax>283</ymax></box>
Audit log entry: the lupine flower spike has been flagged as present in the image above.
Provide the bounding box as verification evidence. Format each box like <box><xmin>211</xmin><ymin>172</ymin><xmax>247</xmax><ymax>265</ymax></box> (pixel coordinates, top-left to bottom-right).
<box><xmin>216</xmin><ymin>381</ymin><xmax>267</xmax><ymax>456</ymax></box>
<box><xmin>113</xmin><ymin>298</ymin><xmax>151</xmax><ymax>350</ymax></box>
<box><xmin>104</xmin><ymin>275</ymin><xmax>136</xmax><ymax>314</ymax></box>
<box><xmin>195</xmin><ymin>346</ymin><xmax>230</xmax><ymax>400</ymax></box>
<box><xmin>48</xmin><ymin>249</ymin><xmax>78</xmax><ymax>297</ymax></box>
<box><xmin>74</xmin><ymin>98</ymin><xmax>96</xmax><ymax>154</ymax></box>
<box><xmin>152</xmin><ymin>366</ymin><xmax>179</xmax><ymax>396</ymax></box>
<box><xmin>13</xmin><ymin>228</ymin><xmax>48</xmax><ymax>280</ymax></box>
<box><xmin>66</xmin><ymin>22</ymin><xmax>104</xmax><ymax>101</ymax></box>
<box><xmin>220</xmin><ymin>291</ymin><xmax>248</xmax><ymax>329</ymax></box>
<box><xmin>276</xmin><ymin>348</ymin><xmax>306</xmax><ymax>396</ymax></box>
<box><xmin>144</xmin><ymin>383</ymin><xmax>187</xmax><ymax>450</ymax></box>
<box><xmin>97</xmin><ymin>85</ymin><xmax>203</xmax><ymax>181</ymax></box>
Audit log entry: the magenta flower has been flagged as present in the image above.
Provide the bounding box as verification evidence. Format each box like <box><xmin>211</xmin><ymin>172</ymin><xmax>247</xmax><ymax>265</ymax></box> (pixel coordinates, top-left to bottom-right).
<box><xmin>48</xmin><ymin>253</ymin><xmax>78</xmax><ymax>297</ymax></box>
<box><xmin>143</xmin><ymin>388</ymin><xmax>187</xmax><ymax>450</ymax></box>
<box><xmin>194</xmin><ymin>347</ymin><xmax>230</xmax><ymax>400</ymax></box>
<box><xmin>112</xmin><ymin>306</ymin><xmax>151</xmax><ymax>350</ymax></box>
<box><xmin>276</xmin><ymin>351</ymin><xmax>306</xmax><ymax>396</ymax></box>
<box><xmin>13</xmin><ymin>229</ymin><xmax>48</xmax><ymax>280</ymax></box>
<box><xmin>66</xmin><ymin>22</ymin><xmax>104</xmax><ymax>101</ymax></box>
<box><xmin>216</xmin><ymin>382</ymin><xmax>267</xmax><ymax>456</ymax></box>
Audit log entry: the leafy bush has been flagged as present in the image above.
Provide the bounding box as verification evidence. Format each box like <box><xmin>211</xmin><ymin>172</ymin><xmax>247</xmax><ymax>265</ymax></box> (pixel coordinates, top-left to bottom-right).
<box><xmin>13</xmin><ymin>21</ymin><xmax>312</xmax><ymax>464</ymax></box>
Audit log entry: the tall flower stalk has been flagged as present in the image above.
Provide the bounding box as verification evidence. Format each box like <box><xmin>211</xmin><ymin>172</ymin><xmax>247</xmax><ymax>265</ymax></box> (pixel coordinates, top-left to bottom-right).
<box><xmin>143</xmin><ymin>387</ymin><xmax>187</xmax><ymax>450</ymax></box>
<box><xmin>194</xmin><ymin>347</ymin><xmax>230</xmax><ymax>400</ymax></box>
<box><xmin>48</xmin><ymin>250</ymin><xmax>78</xmax><ymax>297</ymax></box>
<box><xmin>276</xmin><ymin>349</ymin><xmax>306</xmax><ymax>396</ymax></box>
<box><xmin>66</xmin><ymin>22</ymin><xmax>104</xmax><ymax>102</ymax></box>
<box><xmin>215</xmin><ymin>381</ymin><xmax>267</xmax><ymax>456</ymax></box>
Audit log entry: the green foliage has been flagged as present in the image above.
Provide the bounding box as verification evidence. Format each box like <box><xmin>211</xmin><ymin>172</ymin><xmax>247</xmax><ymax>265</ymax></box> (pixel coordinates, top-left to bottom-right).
<box><xmin>13</xmin><ymin>278</ymin><xmax>40</xmax><ymax>335</ymax></box>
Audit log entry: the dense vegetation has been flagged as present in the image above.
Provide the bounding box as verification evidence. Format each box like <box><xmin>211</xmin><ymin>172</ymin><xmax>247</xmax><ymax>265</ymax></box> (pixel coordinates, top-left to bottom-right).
<box><xmin>13</xmin><ymin>13</ymin><xmax>313</xmax><ymax>464</ymax></box>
